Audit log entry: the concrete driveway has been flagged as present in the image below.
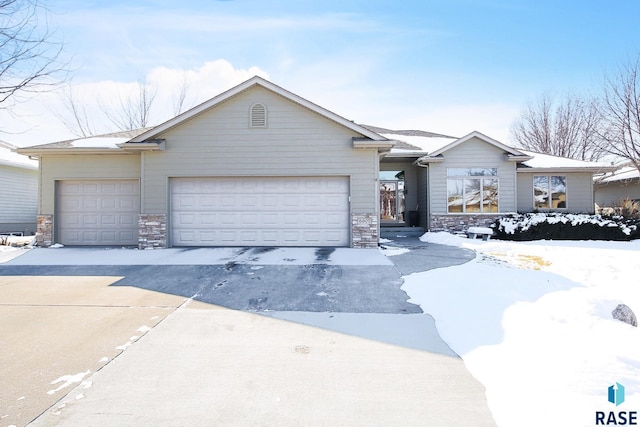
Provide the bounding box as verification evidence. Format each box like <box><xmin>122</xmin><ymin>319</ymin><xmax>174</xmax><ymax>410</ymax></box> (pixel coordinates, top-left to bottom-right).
<box><xmin>0</xmin><ymin>240</ymin><xmax>494</xmax><ymax>426</ymax></box>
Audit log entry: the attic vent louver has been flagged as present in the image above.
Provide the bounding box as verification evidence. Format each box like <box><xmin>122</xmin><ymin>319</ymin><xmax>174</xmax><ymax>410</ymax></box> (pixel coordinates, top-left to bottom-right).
<box><xmin>250</xmin><ymin>103</ymin><xmax>267</xmax><ymax>128</ymax></box>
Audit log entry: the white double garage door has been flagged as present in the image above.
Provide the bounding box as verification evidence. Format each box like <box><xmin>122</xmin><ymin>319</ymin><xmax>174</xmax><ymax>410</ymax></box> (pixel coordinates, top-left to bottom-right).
<box><xmin>57</xmin><ymin>177</ymin><xmax>350</xmax><ymax>247</ymax></box>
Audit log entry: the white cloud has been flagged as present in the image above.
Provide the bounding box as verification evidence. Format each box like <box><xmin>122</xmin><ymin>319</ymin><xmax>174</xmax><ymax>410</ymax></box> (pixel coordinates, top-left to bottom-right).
<box><xmin>1</xmin><ymin>60</ymin><xmax>269</xmax><ymax>147</ymax></box>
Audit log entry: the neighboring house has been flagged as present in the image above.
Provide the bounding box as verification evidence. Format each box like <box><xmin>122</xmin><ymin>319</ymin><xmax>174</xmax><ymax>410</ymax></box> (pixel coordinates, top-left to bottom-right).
<box><xmin>0</xmin><ymin>141</ymin><xmax>38</xmax><ymax>235</ymax></box>
<box><xmin>18</xmin><ymin>76</ymin><xmax>612</xmax><ymax>248</ymax></box>
<box><xmin>594</xmin><ymin>164</ymin><xmax>640</xmax><ymax>210</ymax></box>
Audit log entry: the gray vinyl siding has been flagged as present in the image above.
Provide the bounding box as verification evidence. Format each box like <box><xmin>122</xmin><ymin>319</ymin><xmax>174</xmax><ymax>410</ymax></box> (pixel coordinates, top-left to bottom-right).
<box><xmin>517</xmin><ymin>172</ymin><xmax>595</xmax><ymax>213</ymax></box>
<box><xmin>0</xmin><ymin>165</ymin><xmax>38</xmax><ymax>234</ymax></box>
<box><xmin>428</xmin><ymin>137</ymin><xmax>517</xmax><ymax>215</ymax></box>
<box><xmin>39</xmin><ymin>154</ymin><xmax>141</xmax><ymax>214</ymax></box>
<box><xmin>141</xmin><ymin>86</ymin><xmax>378</xmax><ymax>214</ymax></box>
<box><xmin>594</xmin><ymin>180</ymin><xmax>640</xmax><ymax>207</ymax></box>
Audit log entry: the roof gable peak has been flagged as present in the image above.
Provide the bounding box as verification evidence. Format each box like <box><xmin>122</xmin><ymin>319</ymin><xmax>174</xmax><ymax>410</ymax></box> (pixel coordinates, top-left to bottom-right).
<box><xmin>431</xmin><ymin>130</ymin><xmax>527</xmax><ymax>157</ymax></box>
<box><xmin>129</xmin><ymin>76</ymin><xmax>385</xmax><ymax>142</ymax></box>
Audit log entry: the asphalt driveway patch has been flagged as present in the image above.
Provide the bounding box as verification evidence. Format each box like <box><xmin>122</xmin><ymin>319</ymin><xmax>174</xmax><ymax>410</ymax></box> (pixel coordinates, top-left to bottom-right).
<box><xmin>0</xmin><ymin>264</ymin><xmax>421</xmax><ymax>314</ymax></box>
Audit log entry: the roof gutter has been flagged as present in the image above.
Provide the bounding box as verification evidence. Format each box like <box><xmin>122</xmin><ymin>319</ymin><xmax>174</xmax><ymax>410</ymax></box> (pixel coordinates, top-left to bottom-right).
<box><xmin>16</xmin><ymin>148</ymin><xmax>135</xmax><ymax>157</ymax></box>
<box><xmin>516</xmin><ymin>166</ymin><xmax>618</xmax><ymax>173</ymax></box>
<box><xmin>414</xmin><ymin>155</ymin><xmax>444</xmax><ymax>167</ymax></box>
<box><xmin>352</xmin><ymin>137</ymin><xmax>394</xmax><ymax>153</ymax></box>
<box><xmin>118</xmin><ymin>139</ymin><xmax>166</xmax><ymax>151</ymax></box>
<box><xmin>507</xmin><ymin>154</ymin><xmax>534</xmax><ymax>162</ymax></box>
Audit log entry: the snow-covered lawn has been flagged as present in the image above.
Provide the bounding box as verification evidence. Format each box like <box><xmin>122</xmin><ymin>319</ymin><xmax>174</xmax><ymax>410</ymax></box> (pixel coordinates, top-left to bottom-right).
<box><xmin>403</xmin><ymin>233</ymin><xmax>640</xmax><ymax>427</ymax></box>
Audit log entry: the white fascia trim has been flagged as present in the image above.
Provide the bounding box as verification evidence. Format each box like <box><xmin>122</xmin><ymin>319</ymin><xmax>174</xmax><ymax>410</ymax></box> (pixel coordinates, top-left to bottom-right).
<box><xmin>517</xmin><ymin>166</ymin><xmax>617</xmax><ymax>173</ymax></box>
<box><xmin>16</xmin><ymin>148</ymin><xmax>133</xmax><ymax>156</ymax></box>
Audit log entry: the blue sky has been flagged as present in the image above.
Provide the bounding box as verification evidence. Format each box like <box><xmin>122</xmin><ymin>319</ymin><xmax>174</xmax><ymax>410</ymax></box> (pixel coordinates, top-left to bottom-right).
<box><xmin>4</xmin><ymin>0</ymin><xmax>640</xmax><ymax>146</ymax></box>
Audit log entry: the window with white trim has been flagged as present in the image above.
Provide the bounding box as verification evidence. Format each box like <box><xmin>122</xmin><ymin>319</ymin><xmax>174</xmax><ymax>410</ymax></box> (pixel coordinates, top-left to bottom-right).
<box><xmin>250</xmin><ymin>103</ymin><xmax>267</xmax><ymax>127</ymax></box>
<box><xmin>447</xmin><ymin>168</ymin><xmax>499</xmax><ymax>213</ymax></box>
<box><xmin>533</xmin><ymin>175</ymin><xmax>567</xmax><ymax>209</ymax></box>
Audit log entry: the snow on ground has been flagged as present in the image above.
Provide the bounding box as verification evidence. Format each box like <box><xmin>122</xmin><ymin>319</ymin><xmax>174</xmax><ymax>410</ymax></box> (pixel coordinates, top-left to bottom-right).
<box><xmin>0</xmin><ymin>236</ymin><xmax>36</xmax><ymax>263</ymax></box>
<box><xmin>403</xmin><ymin>232</ymin><xmax>640</xmax><ymax>427</ymax></box>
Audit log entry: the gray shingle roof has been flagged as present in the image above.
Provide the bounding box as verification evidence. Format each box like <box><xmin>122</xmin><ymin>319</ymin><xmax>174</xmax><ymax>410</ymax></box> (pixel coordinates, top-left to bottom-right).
<box><xmin>361</xmin><ymin>124</ymin><xmax>457</xmax><ymax>151</ymax></box>
<box><xmin>24</xmin><ymin>128</ymin><xmax>151</xmax><ymax>150</ymax></box>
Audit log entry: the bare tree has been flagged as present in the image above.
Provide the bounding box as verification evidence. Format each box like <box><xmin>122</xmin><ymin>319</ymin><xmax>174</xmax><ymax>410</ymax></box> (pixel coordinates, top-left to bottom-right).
<box><xmin>56</xmin><ymin>85</ymin><xmax>95</xmax><ymax>137</ymax></box>
<box><xmin>57</xmin><ymin>74</ymin><xmax>199</xmax><ymax>136</ymax></box>
<box><xmin>598</xmin><ymin>54</ymin><xmax>640</xmax><ymax>172</ymax></box>
<box><xmin>101</xmin><ymin>78</ymin><xmax>157</xmax><ymax>130</ymax></box>
<box><xmin>171</xmin><ymin>72</ymin><xmax>191</xmax><ymax>116</ymax></box>
<box><xmin>511</xmin><ymin>92</ymin><xmax>604</xmax><ymax>161</ymax></box>
<box><xmin>0</xmin><ymin>0</ymin><xmax>66</xmax><ymax>109</ymax></box>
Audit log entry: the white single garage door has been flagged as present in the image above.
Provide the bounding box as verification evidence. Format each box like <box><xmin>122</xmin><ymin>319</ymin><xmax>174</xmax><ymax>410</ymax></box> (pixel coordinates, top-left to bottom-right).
<box><xmin>171</xmin><ymin>176</ymin><xmax>349</xmax><ymax>247</ymax></box>
<box><xmin>56</xmin><ymin>180</ymin><xmax>140</xmax><ymax>246</ymax></box>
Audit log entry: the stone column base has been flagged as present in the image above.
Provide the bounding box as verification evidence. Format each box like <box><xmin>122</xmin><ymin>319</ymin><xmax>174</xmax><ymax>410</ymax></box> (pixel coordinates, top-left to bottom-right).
<box><xmin>430</xmin><ymin>214</ymin><xmax>502</xmax><ymax>233</ymax></box>
<box><xmin>351</xmin><ymin>213</ymin><xmax>379</xmax><ymax>248</ymax></box>
<box><xmin>138</xmin><ymin>214</ymin><xmax>167</xmax><ymax>249</ymax></box>
<box><xmin>36</xmin><ymin>214</ymin><xmax>53</xmax><ymax>247</ymax></box>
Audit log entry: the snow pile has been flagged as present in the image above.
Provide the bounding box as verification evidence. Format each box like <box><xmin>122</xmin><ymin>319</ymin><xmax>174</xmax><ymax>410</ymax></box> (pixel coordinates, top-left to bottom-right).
<box><xmin>0</xmin><ymin>235</ymin><xmax>36</xmax><ymax>247</ymax></box>
<box><xmin>406</xmin><ymin>232</ymin><xmax>640</xmax><ymax>427</ymax></box>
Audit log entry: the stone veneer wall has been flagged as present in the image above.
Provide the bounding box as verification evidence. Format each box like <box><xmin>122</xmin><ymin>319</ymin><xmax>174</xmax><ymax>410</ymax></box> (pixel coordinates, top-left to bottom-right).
<box><xmin>430</xmin><ymin>214</ymin><xmax>503</xmax><ymax>233</ymax></box>
<box><xmin>138</xmin><ymin>214</ymin><xmax>167</xmax><ymax>249</ymax></box>
<box><xmin>36</xmin><ymin>214</ymin><xmax>53</xmax><ymax>247</ymax></box>
<box><xmin>351</xmin><ymin>212</ymin><xmax>379</xmax><ymax>248</ymax></box>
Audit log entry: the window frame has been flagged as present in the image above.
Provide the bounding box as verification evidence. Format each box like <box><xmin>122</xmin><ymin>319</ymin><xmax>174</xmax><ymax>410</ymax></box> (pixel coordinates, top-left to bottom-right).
<box><xmin>533</xmin><ymin>175</ymin><xmax>567</xmax><ymax>209</ymax></box>
<box><xmin>446</xmin><ymin>168</ymin><xmax>499</xmax><ymax>214</ymax></box>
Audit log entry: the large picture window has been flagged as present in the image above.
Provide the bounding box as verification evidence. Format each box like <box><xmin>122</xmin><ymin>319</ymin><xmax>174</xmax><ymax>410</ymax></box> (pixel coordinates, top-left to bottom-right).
<box><xmin>447</xmin><ymin>168</ymin><xmax>499</xmax><ymax>213</ymax></box>
<box><xmin>533</xmin><ymin>175</ymin><xmax>567</xmax><ymax>209</ymax></box>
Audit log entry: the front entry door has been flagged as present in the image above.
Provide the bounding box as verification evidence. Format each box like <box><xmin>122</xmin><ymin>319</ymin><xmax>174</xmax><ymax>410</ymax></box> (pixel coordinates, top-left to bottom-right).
<box><xmin>380</xmin><ymin>180</ymin><xmax>405</xmax><ymax>223</ymax></box>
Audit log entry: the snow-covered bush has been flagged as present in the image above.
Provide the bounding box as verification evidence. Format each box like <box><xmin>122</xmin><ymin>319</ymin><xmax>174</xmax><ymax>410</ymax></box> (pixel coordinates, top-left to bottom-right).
<box><xmin>492</xmin><ymin>213</ymin><xmax>640</xmax><ymax>241</ymax></box>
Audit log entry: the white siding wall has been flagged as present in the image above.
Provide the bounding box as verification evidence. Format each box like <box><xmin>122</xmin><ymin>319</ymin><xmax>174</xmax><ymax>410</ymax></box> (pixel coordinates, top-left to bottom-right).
<box><xmin>39</xmin><ymin>154</ymin><xmax>141</xmax><ymax>214</ymax></box>
<box><xmin>428</xmin><ymin>137</ymin><xmax>517</xmax><ymax>214</ymax></box>
<box><xmin>0</xmin><ymin>165</ymin><xmax>37</xmax><ymax>233</ymax></box>
<box><xmin>141</xmin><ymin>86</ymin><xmax>378</xmax><ymax>215</ymax></box>
<box><xmin>517</xmin><ymin>172</ymin><xmax>595</xmax><ymax>213</ymax></box>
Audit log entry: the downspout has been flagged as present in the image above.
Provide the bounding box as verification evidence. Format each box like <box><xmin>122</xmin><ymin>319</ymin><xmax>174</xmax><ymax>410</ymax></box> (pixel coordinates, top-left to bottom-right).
<box><xmin>376</xmin><ymin>152</ymin><xmax>387</xmax><ymax>242</ymax></box>
<box><xmin>140</xmin><ymin>151</ymin><xmax>145</xmax><ymax>215</ymax></box>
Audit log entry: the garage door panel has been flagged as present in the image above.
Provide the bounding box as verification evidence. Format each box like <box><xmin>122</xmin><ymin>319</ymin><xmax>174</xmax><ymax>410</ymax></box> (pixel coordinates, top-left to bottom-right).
<box><xmin>57</xmin><ymin>180</ymin><xmax>140</xmax><ymax>246</ymax></box>
<box><xmin>174</xmin><ymin>195</ymin><xmax>197</xmax><ymax>209</ymax></box>
<box><xmin>121</xmin><ymin>213</ymin><xmax>137</xmax><ymax>226</ymax></box>
<box><xmin>172</xmin><ymin>228</ymin><xmax>349</xmax><ymax>246</ymax></box>
<box><xmin>118</xmin><ymin>199</ymin><xmax>136</xmax><ymax>210</ymax></box>
<box><xmin>171</xmin><ymin>177</ymin><xmax>349</xmax><ymax>247</ymax></box>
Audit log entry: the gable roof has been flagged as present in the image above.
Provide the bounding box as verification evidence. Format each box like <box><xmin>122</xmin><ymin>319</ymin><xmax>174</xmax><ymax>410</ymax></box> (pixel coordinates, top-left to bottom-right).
<box><xmin>414</xmin><ymin>131</ymin><xmax>532</xmax><ymax>164</ymax></box>
<box><xmin>18</xmin><ymin>77</ymin><xmax>392</xmax><ymax>156</ymax></box>
<box><xmin>128</xmin><ymin>76</ymin><xmax>387</xmax><ymax>143</ymax></box>
<box><xmin>430</xmin><ymin>131</ymin><xmax>528</xmax><ymax>157</ymax></box>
